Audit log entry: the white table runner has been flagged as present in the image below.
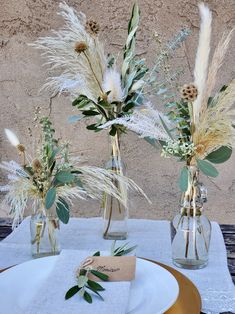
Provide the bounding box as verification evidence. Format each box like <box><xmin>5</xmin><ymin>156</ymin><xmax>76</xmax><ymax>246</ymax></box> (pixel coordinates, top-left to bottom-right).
<box><xmin>1</xmin><ymin>217</ymin><xmax>235</xmax><ymax>313</ymax></box>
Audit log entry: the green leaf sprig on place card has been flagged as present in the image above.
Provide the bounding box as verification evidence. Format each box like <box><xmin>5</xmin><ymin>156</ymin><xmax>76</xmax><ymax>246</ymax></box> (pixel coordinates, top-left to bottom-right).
<box><xmin>65</xmin><ymin>241</ymin><xmax>137</xmax><ymax>304</ymax></box>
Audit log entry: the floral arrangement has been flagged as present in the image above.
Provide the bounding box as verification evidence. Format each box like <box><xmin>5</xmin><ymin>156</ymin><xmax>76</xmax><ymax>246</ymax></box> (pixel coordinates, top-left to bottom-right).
<box><xmin>102</xmin><ymin>3</ymin><xmax>235</xmax><ymax>191</ymax></box>
<box><xmin>0</xmin><ymin>117</ymin><xmax>147</xmax><ymax>228</ymax></box>
<box><xmin>30</xmin><ymin>2</ymin><xmax>189</xmax><ymax>137</ymax></box>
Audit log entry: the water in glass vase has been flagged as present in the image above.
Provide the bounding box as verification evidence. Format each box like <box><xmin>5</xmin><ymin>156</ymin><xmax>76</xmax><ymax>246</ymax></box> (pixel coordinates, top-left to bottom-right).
<box><xmin>171</xmin><ymin>166</ymin><xmax>211</xmax><ymax>269</ymax></box>
<box><xmin>102</xmin><ymin>133</ymin><xmax>128</xmax><ymax>240</ymax></box>
<box><xmin>30</xmin><ymin>200</ymin><xmax>60</xmax><ymax>258</ymax></box>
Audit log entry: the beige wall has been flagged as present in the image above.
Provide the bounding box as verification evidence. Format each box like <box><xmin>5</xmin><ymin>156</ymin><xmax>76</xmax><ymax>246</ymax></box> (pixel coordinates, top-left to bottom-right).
<box><xmin>0</xmin><ymin>0</ymin><xmax>234</xmax><ymax>223</ymax></box>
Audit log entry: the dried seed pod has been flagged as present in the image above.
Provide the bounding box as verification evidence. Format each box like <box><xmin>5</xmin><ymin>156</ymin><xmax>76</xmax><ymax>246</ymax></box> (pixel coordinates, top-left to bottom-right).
<box><xmin>32</xmin><ymin>159</ymin><xmax>42</xmax><ymax>172</ymax></box>
<box><xmin>16</xmin><ymin>144</ymin><xmax>26</xmax><ymax>153</ymax></box>
<box><xmin>181</xmin><ymin>83</ymin><xmax>198</xmax><ymax>101</ymax></box>
<box><xmin>85</xmin><ymin>19</ymin><xmax>100</xmax><ymax>35</ymax></box>
<box><xmin>74</xmin><ymin>41</ymin><xmax>88</xmax><ymax>54</ymax></box>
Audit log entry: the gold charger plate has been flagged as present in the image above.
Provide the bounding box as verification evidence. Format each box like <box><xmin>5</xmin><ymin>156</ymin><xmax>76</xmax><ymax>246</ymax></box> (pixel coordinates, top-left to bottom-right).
<box><xmin>1</xmin><ymin>259</ymin><xmax>201</xmax><ymax>314</ymax></box>
<box><xmin>143</xmin><ymin>258</ymin><xmax>201</xmax><ymax>314</ymax></box>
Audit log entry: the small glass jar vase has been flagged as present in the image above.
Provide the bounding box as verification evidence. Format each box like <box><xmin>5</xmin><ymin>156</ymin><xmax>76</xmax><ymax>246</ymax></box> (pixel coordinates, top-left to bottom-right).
<box><xmin>101</xmin><ymin>132</ymin><xmax>128</xmax><ymax>240</ymax></box>
<box><xmin>171</xmin><ymin>165</ymin><xmax>211</xmax><ymax>269</ymax></box>
<box><xmin>30</xmin><ymin>199</ymin><xmax>61</xmax><ymax>258</ymax></box>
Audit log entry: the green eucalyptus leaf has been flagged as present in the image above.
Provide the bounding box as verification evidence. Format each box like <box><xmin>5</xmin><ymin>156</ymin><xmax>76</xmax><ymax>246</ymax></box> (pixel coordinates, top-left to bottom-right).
<box><xmin>82</xmin><ymin>110</ymin><xmax>100</xmax><ymax>116</ymax></box>
<box><xmin>86</xmin><ymin>286</ymin><xmax>104</xmax><ymax>301</ymax></box>
<box><xmin>114</xmin><ymin>245</ymin><xmax>138</xmax><ymax>256</ymax></box>
<box><xmin>179</xmin><ymin>166</ymin><xmax>188</xmax><ymax>192</ymax></box>
<box><xmin>159</xmin><ymin>115</ymin><xmax>174</xmax><ymax>140</ymax></box>
<box><xmin>55</xmin><ymin>171</ymin><xmax>75</xmax><ymax>183</ymax></box>
<box><xmin>87</xmin><ymin>280</ymin><xmax>105</xmax><ymax>291</ymax></box>
<box><xmin>90</xmin><ymin>270</ymin><xmax>109</xmax><ymax>281</ymax></box>
<box><xmin>93</xmin><ymin>251</ymin><xmax>100</xmax><ymax>256</ymax></box>
<box><xmin>45</xmin><ymin>187</ymin><xmax>56</xmax><ymax>209</ymax></box>
<box><xmin>122</xmin><ymin>102</ymin><xmax>135</xmax><ymax>112</ymax></box>
<box><xmin>56</xmin><ymin>198</ymin><xmax>69</xmax><ymax>224</ymax></box>
<box><xmin>86</xmin><ymin>124</ymin><xmax>99</xmax><ymax>130</ymax></box>
<box><xmin>84</xmin><ymin>291</ymin><xmax>92</xmax><ymax>304</ymax></box>
<box><xmin>76</xmin><ymin>178</ymin><xmax>84</xmax><ymax>189</ymax></box>
<box><xmin>72</xmin><ymin>95</ymin><xmax>91</xmax><ymax>106</ymax></box>
<box><xmin>220</xmin><ymin>85</ymin><xmax>228</xmax><ymax>93</ymax></box>
<box><xmin>65</xmin><ymin>285</ymin><xmax>80</xmax><ymax>300</ymax></box>
<box><xmin>197</xmin><ymin>159</ymin><xmax>219</xmax><ymax>177</ymax></box>
<box><xmin>206</xmin><ymin>146</ymin><xmax>232</xmax><ymax>164</ymax></box>
<box><xmin>144</xmin><ymin>137</ymin><xmax>158</xmax><ymax>149</ymax></box>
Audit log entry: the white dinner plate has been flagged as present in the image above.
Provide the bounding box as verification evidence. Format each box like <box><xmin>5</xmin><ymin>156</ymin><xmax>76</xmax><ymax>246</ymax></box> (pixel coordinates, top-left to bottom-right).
<box><xmin>0</xmin><ymin>257</ymin><xmax>179</xmax><ymax>314</ymax></box>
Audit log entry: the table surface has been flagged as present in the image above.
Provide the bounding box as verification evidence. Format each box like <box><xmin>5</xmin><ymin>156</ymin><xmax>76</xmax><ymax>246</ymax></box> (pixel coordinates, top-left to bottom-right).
<box><xmin>0</xmin><ymin>218</ymin><xmax>234</xmax><ymax>314</ymax></box>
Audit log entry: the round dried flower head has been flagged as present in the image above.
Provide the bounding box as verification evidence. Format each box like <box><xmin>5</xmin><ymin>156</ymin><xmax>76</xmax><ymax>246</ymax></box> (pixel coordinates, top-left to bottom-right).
<box><xmin>195</xmin><ymin>144</ymin><xmax>205</xmax><ymax>156</ymax></box>
<box><xmin>85</xmin><ymin>19</ymin><xmax>100</xmax><ymax>35</ymax></box>
<box><xmin>32</xmin><ymin>159</ymin><xmax>42</xmax><ymax>172</ymax></box>
<box><xmin>181</xmin><ymin>84</ymin><xmax>198</xmax><ymax>102</ymax></box>
<box><xmin>16</xmin><ymin>144</ymin><xmax>26</xmax><ymax>153</ymax></box>
<box><xmin>74</xmin><ymin>41</ymin><xmax>88</xmax><ymax>54</ymax></box>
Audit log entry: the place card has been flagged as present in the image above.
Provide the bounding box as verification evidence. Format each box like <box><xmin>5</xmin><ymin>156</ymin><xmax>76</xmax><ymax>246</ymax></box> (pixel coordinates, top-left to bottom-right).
<box><xmin>84</xmin><ymin>256</ymin><xmax>136</xmax><ymax>282</ymax></box>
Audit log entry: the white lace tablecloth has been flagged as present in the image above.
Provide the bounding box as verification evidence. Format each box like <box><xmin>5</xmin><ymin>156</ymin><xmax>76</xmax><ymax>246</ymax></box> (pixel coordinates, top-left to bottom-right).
<box><xmin>1</xmin><ymin>217</ymin><xmax>235</xmax><ymax>313</ymax></box>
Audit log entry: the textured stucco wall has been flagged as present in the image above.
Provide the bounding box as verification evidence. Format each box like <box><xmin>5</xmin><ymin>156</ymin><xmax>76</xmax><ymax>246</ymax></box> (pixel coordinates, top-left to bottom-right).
<box><xmin>0</xmin><ymin>0</ymin><xmax>234</xmax><ymax>223</ymax></box>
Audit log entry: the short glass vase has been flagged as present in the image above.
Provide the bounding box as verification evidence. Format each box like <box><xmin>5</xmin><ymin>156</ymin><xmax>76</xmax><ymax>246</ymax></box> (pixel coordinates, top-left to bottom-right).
<box><xmin>30</xmin><ymin>200</ymin><xmax>61</xmax><ymax>258</ymax></box>
<box><xmin>171</xmin><ymin>165</ymin><xmax>211</xmax><ymax>269</ymax></box>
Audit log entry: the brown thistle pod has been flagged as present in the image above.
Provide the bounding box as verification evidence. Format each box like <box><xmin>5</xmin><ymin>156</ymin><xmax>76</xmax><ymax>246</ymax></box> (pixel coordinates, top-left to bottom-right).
<box><xmin>74</xmin><ymin>41</ymin><xmax>88</xmax><ymax>54</ymax></box>
<box><xmin>181</xmin><ymin>84</ymin><xmax>198</xmax><ymax>102</ymax></box>
<box><xmin>85</xmin><ymin>19</ymin><xmax>100</xmax><ymax>35</ymax></box>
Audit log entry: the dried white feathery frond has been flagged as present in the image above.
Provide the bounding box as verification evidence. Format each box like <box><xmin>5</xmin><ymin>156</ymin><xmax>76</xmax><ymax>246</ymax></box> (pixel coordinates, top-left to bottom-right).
<box><xmin>0</xmin><ymin>161</ymin><xmax>38</xmax><ymax>228</ymax></box>
<box><xmin>213</xmin><ymin>79</ymin><xmax>235</xmax><ymax>113</ymax></box>
<box><xmin>0</xmin><ymin>161</ymin><xmax>26</xmax><ymax>176</ymax></box>
<box><xmin>2</xmin><ymin>178</ymin><xmax>32</xmax><ymax>228</ymax></box>
<box><xmin>102</xmin><ymin>69</ymin><xmax>124</xmax><ymax>102</ymax></box>
<box><xmin>4</xmin><ymin>129</ymin><xmax>20</xmax><ymax>147</ymax></box>
<box><xmin>77</xmin><ymin>166</ymin><xmax>150</xmax><ymax>205</ymax></box>
<box><xmin>193</xmin><ymin>3</ymin><xmax>212</xmax><ymax>123</ymax></box>
<box><xmin>30</xmin><ymin>2</ymin><xmax>107</xmax><ymax>101</ymax></box>
<box><xmin>201</xmin><ymin>29</ymin><xmax>234</xmax><ymax>112</ymax></box>
<box><xmin>57</xmin><ymin>185</ymin><xmax>87</xmax><ymax>204</ymax></box>
<box><xmin>0</xmin><ymin>185</ymin><xmax>10</xmax><ymax>192</ymax></box>
<box><xmin>194</xmin><ymin>79</ymin><xmax>235</xmax><ymax>158</ymax></box>
<box><xmin>101</xmin><ymin>104</ymin><xmax>173</xmax><ymax>142</ymax></box>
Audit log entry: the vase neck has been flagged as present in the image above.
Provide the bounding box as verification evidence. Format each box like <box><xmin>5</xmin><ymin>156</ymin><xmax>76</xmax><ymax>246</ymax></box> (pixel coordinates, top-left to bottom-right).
<box><xmin>110</xmin><ymin>132</ymin><xmax>121</xmax><ymax>158</ymax></box>
<box><xmin>107</xmin><ymin>132</ymin><xmax>126</xmax><ymax>175</ymax></box>
<box><xmin>180</xmin><ymin>165</ymin><xmax>207</xmax><ymax>216</ymax></box>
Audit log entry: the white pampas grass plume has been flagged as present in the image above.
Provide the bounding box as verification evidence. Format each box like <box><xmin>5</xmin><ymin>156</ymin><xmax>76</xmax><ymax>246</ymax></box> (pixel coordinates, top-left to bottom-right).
<box><xmin>5</xmin><ymin>129</ymin><xmax>20</xmax><ymax>147</ymax></box>
<box><xmin>201</xmin><ymin>29</ymin><xmax>234</xmax><ymax>112</ymax></box>
<box><xmin>30</xmin><ymin>2</ymin><xmax>107</xmax><ymax>101</ymax></box>
<box><xmin>193</xmin><ymin>3</ymin><xmax>212</xmax><ymax>123</ymax></box>
<box><xmin>101</xmin><ymin>103</ymin><xmax>174</xmax><ymax>142</ymax></box>
<box><xmin>77</xmin><ymin>166</ymin><xmax>150</xmax><ymax>205</ymax></box>
<box><xmin>102</xmin><ymin>69</ymin><xmax>124</xmax><ymax>102</ymax></box>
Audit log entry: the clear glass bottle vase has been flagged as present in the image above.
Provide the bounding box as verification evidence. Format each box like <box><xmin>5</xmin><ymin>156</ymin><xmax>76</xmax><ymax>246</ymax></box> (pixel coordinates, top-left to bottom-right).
<box><xmin>171</xmin><ymin>165</ymin><xmax>211</xmax><ymax>269</ymax></box>
<box><xmin>30</xmin><ymin>199</ymin><xmax>61</xmax><ymax>258</ymax></box>
<box><xmin>102</xmin><ymin>132</ymin><xmax>128</xmax><ymax>240</ymax></box>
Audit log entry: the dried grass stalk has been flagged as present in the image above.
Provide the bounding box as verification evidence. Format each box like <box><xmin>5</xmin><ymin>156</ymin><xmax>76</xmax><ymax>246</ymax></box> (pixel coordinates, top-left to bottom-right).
<box><xmin>193</xmin><ymin>3</ymin><xmax>212</xmax><ymax>123</ymax></box>
<box><xmin>201</xmin><ymin>29</ymin><xmax>234</xmax><ymax>114</ymax></box>
<box><xmin>194</xmin><ymin>79</ymin><xmax>235</xmax><ymax>158</ymax></box>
